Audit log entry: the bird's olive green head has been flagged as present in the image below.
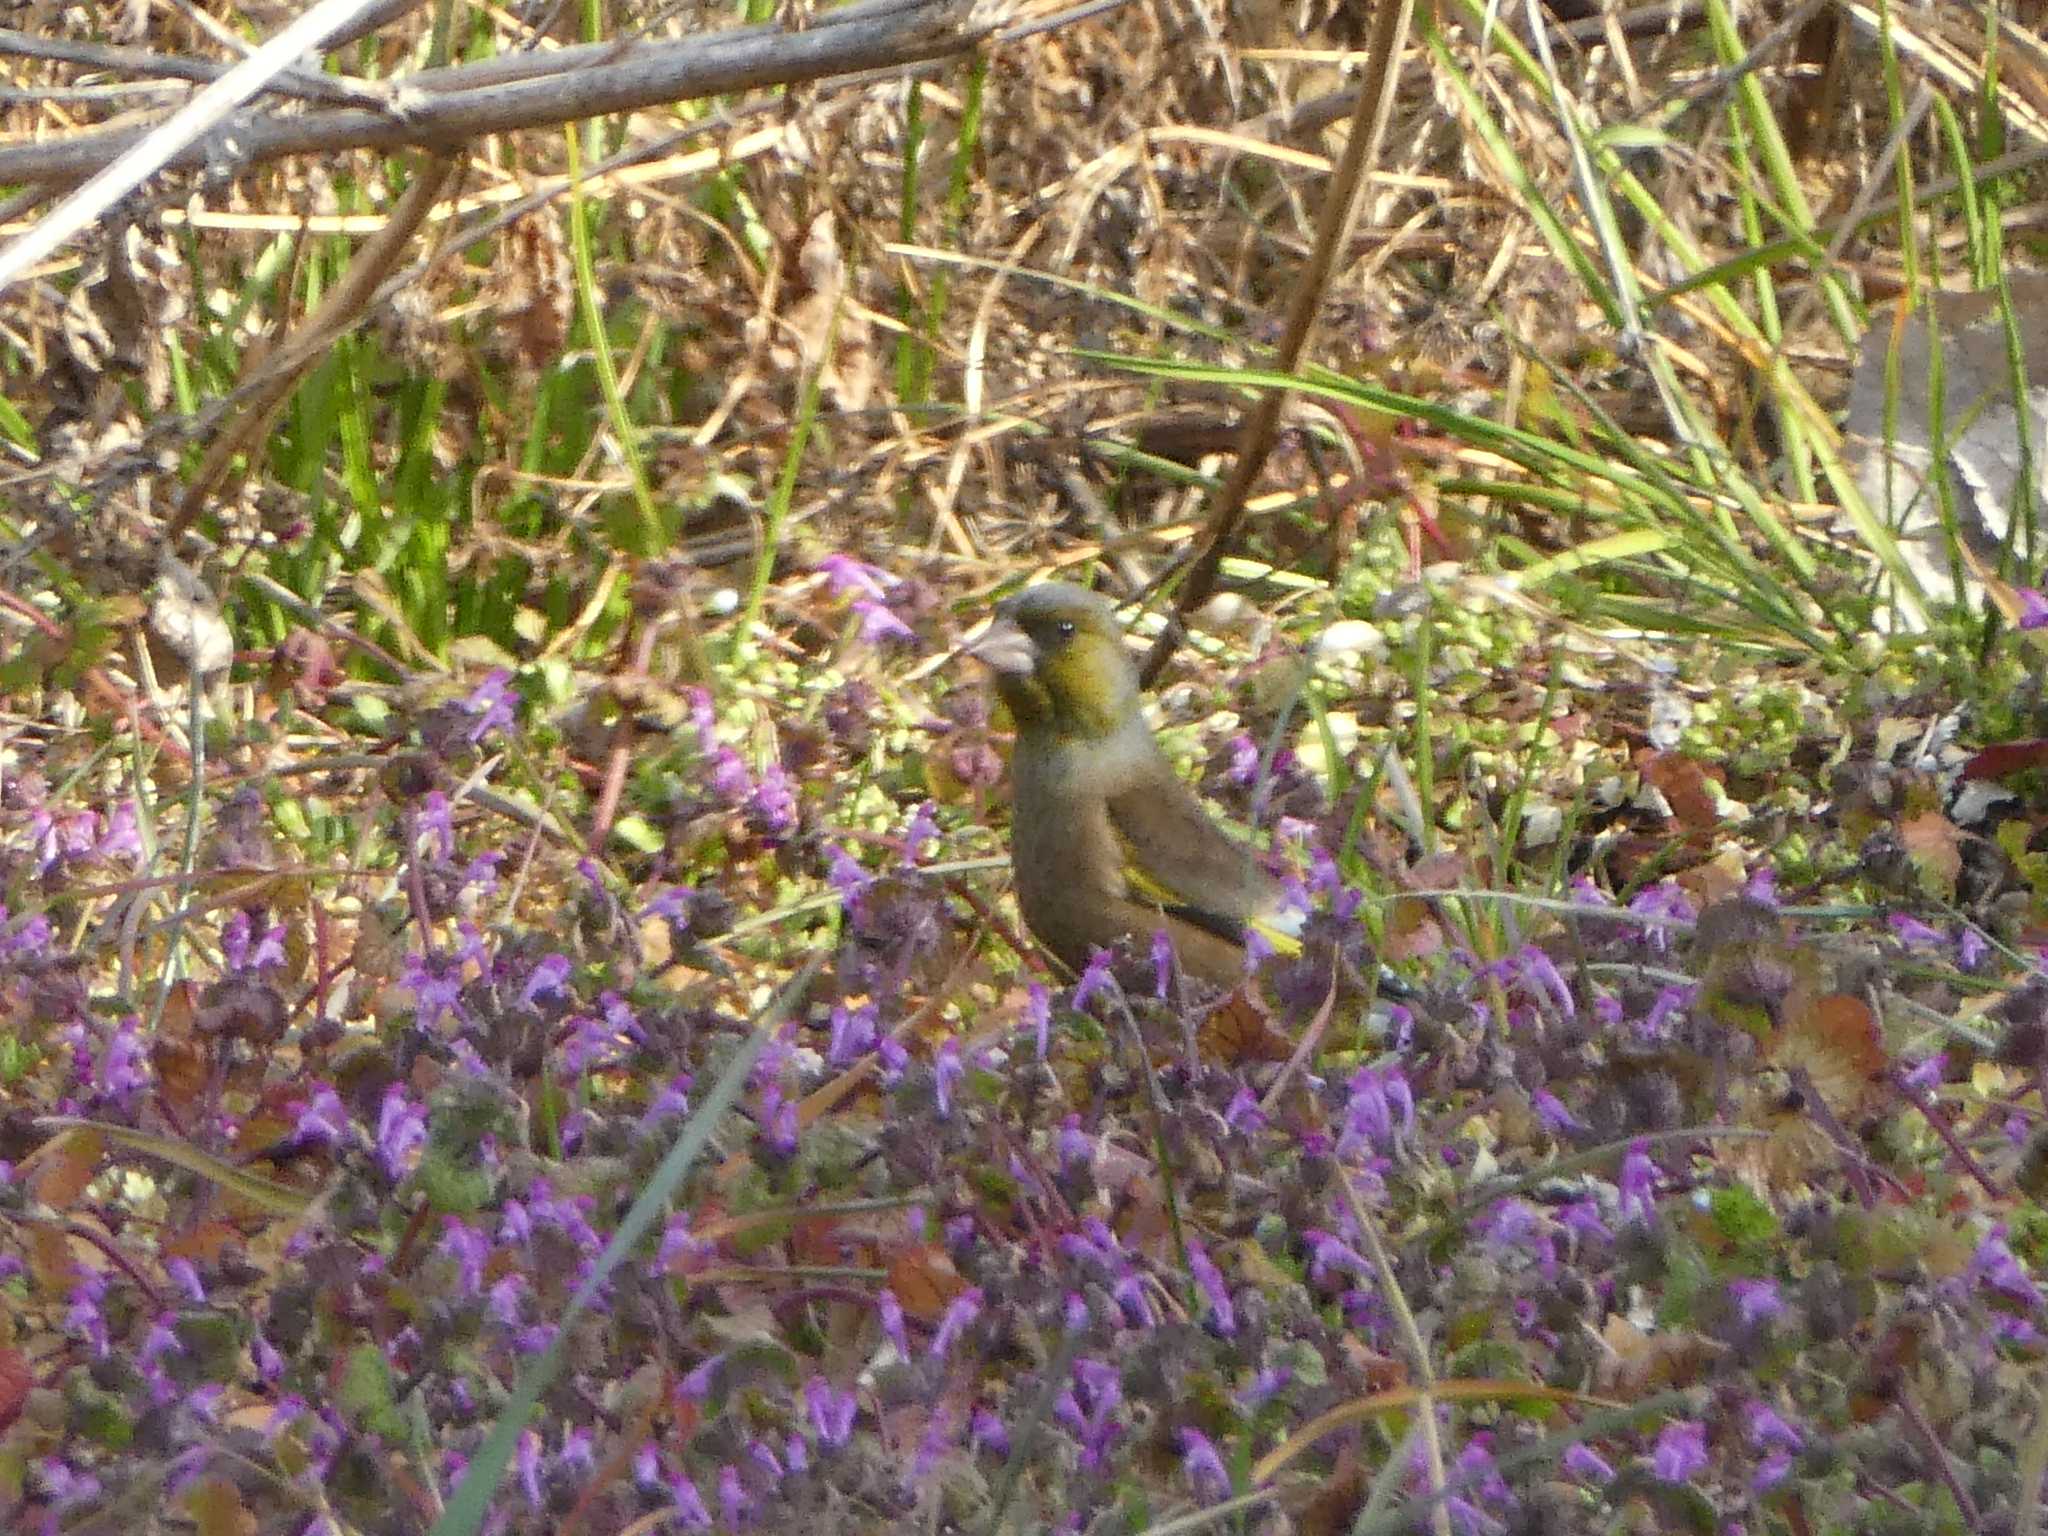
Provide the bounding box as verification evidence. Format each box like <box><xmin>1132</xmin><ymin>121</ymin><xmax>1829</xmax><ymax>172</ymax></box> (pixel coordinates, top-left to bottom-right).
<box><xmin>971</xmin><ymin>582</ymin><xmax>1140</xmax><ymax>741</ymax></box>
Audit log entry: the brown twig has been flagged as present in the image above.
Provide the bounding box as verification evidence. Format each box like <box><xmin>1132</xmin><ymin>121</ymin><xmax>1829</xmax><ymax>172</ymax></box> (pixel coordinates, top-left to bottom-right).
<box><xmin>168</xmin><ymin>150</ymin><xmax>463</xmax><ymax>542</ymax></box>
<box><xmin>1137</xmin><ymin>0</ymin><xmax>1417</xmax><ymax>687</ymax></box>
<box><xmin>0</xmin><ymin>0</ymin><xmax>995</xmax><ymax>188</ymax></box>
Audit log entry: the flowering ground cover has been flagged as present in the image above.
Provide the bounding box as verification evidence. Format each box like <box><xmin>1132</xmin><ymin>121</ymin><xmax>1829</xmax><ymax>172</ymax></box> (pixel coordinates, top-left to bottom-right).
<box><xmin>7</xmin><ymin>563</ymin><xmax>2048</xmax><ymax>1534</ymax></box>
<box><xmin>5</xmin><ymin>2</ymin><xmax>2048</xmax><ymax>1533</ymax></box>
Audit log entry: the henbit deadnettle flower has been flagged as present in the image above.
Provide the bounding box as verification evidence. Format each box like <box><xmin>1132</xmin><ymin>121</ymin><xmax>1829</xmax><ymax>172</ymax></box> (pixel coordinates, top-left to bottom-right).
<box><xmin>1178</xmin><ymin>1427</ymin><xmax>1231</xmax><ymax>1502</ymax></box>
<box><xmin>877</xmin><ymin>1291</ymin><xmax>910</xmax><ymax>1358</ymax></box>
<box><xmin>934</xmin><ymin>1038</ymin><xmax>964</xmax><ymax>1118</ymax></box>
<box><xmin>1727</xmin><ymin>1277</ymin><xmax>1786</xmax><ymax>1329</ymax></box>
<box><xmin>1649</xmin><ymin>1419</ymin><xmax>1709</xmax><ymax>1483</ymax></box>
<box><xmin>1185</xmin><ymin>1240</ymin><xmax>1237</xmax><ymax>1336</ymax></box>
<box><xmin>1617</xmin><ymin>1140</ymin><xmax>1660</xmax><ymax>1225</ymax></box>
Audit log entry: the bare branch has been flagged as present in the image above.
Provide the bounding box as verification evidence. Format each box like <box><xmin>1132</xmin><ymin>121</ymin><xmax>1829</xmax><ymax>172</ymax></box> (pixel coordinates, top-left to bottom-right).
<box><xmin>0</xmin><ymin>0</ymin><xmax>402</xmax><ymax>292</ymax></box>
<box><xmin>0</xmin><ymin>0</ymin><xmax>994</xmax><ymax>190</ymax></box>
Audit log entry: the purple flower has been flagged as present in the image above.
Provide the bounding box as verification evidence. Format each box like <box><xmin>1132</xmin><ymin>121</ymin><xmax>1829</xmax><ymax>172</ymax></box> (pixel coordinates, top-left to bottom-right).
<box><xmin>877</xmin><ymin>1291</ymin><xmax>910</xmax><ymax>1358</ymax></box>
<box><xmin>717</xmin><ymin>1463</ymin><xmax>748</xmax><ymax>1528</ymax></box>
<box><xmin>1618</xmin><ymin>1140</ymin><xmax>1659</xmax><ymax>1225</ymax></box>
<box><xmin>1969</xmin><ymin>1226</ymin><xmax>2046</xmax><ymax>1311</ymax></box>
<box><xmin>823</xmin><ymin>843</ymin><xmax>875</xmax><ymax>909</ymax></box>
<box><xmin>804</xmin><ymin>1376</ymin><xmax>857</xmax><ymax>1448</ymax></box>
<box><xmin>2016</xmin><ymin>586</ymin><xmax>2048</xmax><ymax>630</ymax></box>
<box><xmin>462</xmin><ymin>670</ymin><xmax>517</xmax><ymax>743</ymax></box>
<box><xmin>1899</xmin><ymin>1053</ymin><xmax>1946</xmax><ymax>1094</ymax></box>
<box><xmin>1517</xmin><ymin>945</ymin><xmax>1575</xmax><ymax>1018</ymax></box>
<box><xmin>680</xmin><ymin>1354</ymin><xmax>722</xmax><ymax>1402</ymax></box>
<box><xmin>1746</xmin><ymin>1403</ymin><xmax>1802</xmax><ymax>1452</ymax></box>
<box><xmin>1236</xmin><ymin>1366</ymin><xmax>1290</xmax><ymax>1411</ymax></box>
<box><xmin>252</xmin><ymin>1335</ymin><xmax>285</xmax><ymax>1382</ymax></box>
<box><xmin>1958</xmin><ymin>926</ymin><xmax>1989</xmax><ymax>970</ymax></box>
<box><xmin>1638</xmin><ymin>984</ymin><xmax>1690</xmax><ymax>1041</ymax></box>
<box><xmin>759</xmin><ymin>1087</ymin><xmax>799</xmax><ymax>1160</ymax></box>
<box><xmin>1563</xmin><ymin>1443</ymin><xmax>1614</xmax><ymax>1483</ymax></box>
<box><xmin>489</xmin><ymin>1274</ymin><xmax>528</xmax><ymax>1327</ymax></box>
<box><xmin>160</xmin><ymin>1257</ymin><xmax>204</xmax><ymax>1306</ymax></box>
<box><xmin>1889</xmin><ymin>913</ymin><xmax>1943</xmax><ymax>949</ymax></box>
<box><xmin>1058</xmin><ymin>1115</ymin><xmax>1093</xmax><ymax>1174</ymax></box>
<box><xmin>828</xmin><ymin>1003</ymin><xmax>878</xmax><ymax>1065</ymax></box>
<box><xmin>934</xmin><ymin>1038</ymin><xmax>964</xmax><ymax>1119</ymax></box>
<box><xmin>930</xmin><ymin>1287</ymin><xmax>983</xmax><ymax>1361</ymax></box>
<box><xmin>0</xmin><ymin>908</ymin><xmax>53</xmax><ymax>958</ymax></box>
<box><xmin>1073</xmin><ymin>949</ymin><xmax>1115</xmax><ymax>1010</ymax></box>
<box><xmin>96</xmin><ymin>800</ymin><xmax>141</xmax><ymax>863</ymax></box>
<box><xmin>1062</xmin><ymin>1358</ymin><xmax>1125</xmax><ymax>1469</ymax></box>
<box><xmin>440</xmin><ymin>1219</ymin><xmax>489</xmax><ymax>1295</ymax></box>
<box><xmin>900</xmin><ymin>801</ymin><xmax>939</xmax><ymax>865</ymax></box>
<box><xmin>671</xmin><ymin>1474</ymin><xmax>712</xmax><ymax>1531</ymax></box>
<box><xmin>1151</xmin><ymin>929</ymin><xmax>1177</xmax><ymax>997</ymax></box>
<box><xmin>643</xmin><ymin>885</ymin><xmax>694</xmax><ymax>925</ymax></box>
<box><xmin>970</xmin><ymin>1406</ymin><xmax>1010</xmax><ymax>1456</ymax></box>
<box><xmin>1533</xmin><ymin>1090</ymin><xmax>1586</xmax><ymax>1135</ymax></box>
<box><xmin>1649</xmin><ymin>1420</ymin><xmax>1708</xmax><ymax>1483</ymax></box>
<box><xmin>1063</xmin><ymin>1291</ymin><xmax>1091</xmax><ymax>1333</ymax></box>
<box><xmin>1628</xmin><ymin>882</ymin><xmax>1695</xmax><ymax>952</ymax></box>
<box><xmin>283</xmin><ymin>1084</ymin><xmax>346</xmax><ymax>1152</ymax></box>
<box><xmin>1746</xmin><ymin>1403</ymin><xmax>1802</xmax><ymax>1491</ymax></box>
<box><xmin>655</xmin><ymin>1212</ymin><xmax>710</xmax><ymax>1275</ymax></box>
<box><xmin>400</xmin><ymin>950</ymin><xmax>464</xmax><ymax>1032</ymax></box>
<box><xmin>140</xmin><ymin>1314</ymin><xmax>184</xmax><ymax>1366</ymax></box>
<box><xmin>1242</xmin><ymin>922</ymin><xmax>1276</xmax><ymax>974</ymax></box>
<box><xmin>1339</xmin><ymin>1064</ymin><xmax>1414</xmax><ymax>1156</ymax></box>
<box><xmin>1475</xmin><ymin>1199</ymin><xmax>1555</xmax><ymax>1268</ymax></box>
<box><xmin>222</xmin><ymin>910</ymin><xmax>287</xmax><ymax>971</ymax></box>
<box><xmin>560</xmin><ymin>1427</ymin><xmax>595</xmax><ymax>1474</ymax></box>
<box><xmin>1023</xmin><ymin>983</ymin><xmax>1051</xmax><ymax>1061</ymax></box>
<box><xmin>375</xmin><ymin>1086</ymin><xmax>427</xmax><ymax>1182</ymax></box>
<box><xmin>1186</xmin><ymin>1240</ymin><xmax>1236</xmax><ymax>1336</ymax></box>
<box><xmin>1452</xmin><ymin>1433</ymin><xmax>1510</xmax><ymax>1505</ymax></box>
<box><xmin>745</xmin><ymin>1437</ymin><xmax>784</xmax><ymax>1488</ymax></box>
<box><xmin>1223</xmin><ymin>1086</ymin><xmax>1267</xmax><ymax>1133</ymax></box>
<box><xmin>748</xmin><ymin>764</ymin><xmax>797</xmax><ymax>838</ymax></box>
<box><xmin>1112</xmin><ymin>1273</ymin><xmax>1157</xmax><ymax>1328</ymax></box>
<box><xmin>97</xmin><ymin>1019</ymin><xmax>151</xmax><ymax>1109</ymax></box>
<box><xmin>1178</xmin><ymin>1427</ymin><xmax>1231</xmax><ymax>1501</ymax></box>
<box><xmin>817</xmin><ymin>553</ymin><xmax>890</xmax><ymax>600</ymax></box>
<box><xmin>521</xmin><ymin>953</ymin><xmax>571</xmax><ymax>1008</ymax></box>
<box><xmin>853</xmin><ymin>598</ymin><xmax>915</xmax><ymax>645</ymax></box>
<box><xmin>37</xmin><ymin>1458</ymin><xmax>103</xmax><ymax>1510</ymax></box>
<box><xmin>708</xmin><ymin>747</ymin><xmax>752</xmax><ymax>803</ymax></box>
<box><xmin>1728</xmin><ymin>1277</ymin><xmax>1785</xmax><ymax>1329</ymax></box>
<box><xmin>517</xmin><ymin>1428</ymin><xmax>543</xmax><ymax>1507</ymax></box>
<box><xmin>1303</xmin><ymin>1229</ymin><xmax>1366</xmax><ymax>1288</ymax></box>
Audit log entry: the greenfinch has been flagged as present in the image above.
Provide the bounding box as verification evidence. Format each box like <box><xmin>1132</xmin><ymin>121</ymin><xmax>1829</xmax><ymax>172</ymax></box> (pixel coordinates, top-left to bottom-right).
<box><xmin>971</xmin><ymin>582</ymin><xmax>1299</xmax><ymax>990</ymax></box>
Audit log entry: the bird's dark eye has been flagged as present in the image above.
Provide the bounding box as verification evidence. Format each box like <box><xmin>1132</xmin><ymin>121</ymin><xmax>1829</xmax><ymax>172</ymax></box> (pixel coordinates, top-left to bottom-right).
<box><xmin>1054</xmin><ymin>619</ymin><xmax>1077</xmax><ymax>640</ymax></box>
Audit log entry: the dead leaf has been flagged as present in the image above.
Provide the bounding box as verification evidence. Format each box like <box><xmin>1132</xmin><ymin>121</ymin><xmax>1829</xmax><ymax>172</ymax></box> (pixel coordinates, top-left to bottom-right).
<box><xmin>886</xmin><ymin>1244</ymin><xmax>968</xmax><ymax>1323</ymax></box>
<box><xmin>0</xmin><ymin>1347</ymin><xmax>30</xmax><ymax>1434</ymax></box>
<box><xmin>1898</xmin><ymin>809</ymin><xmax>1963</xmax><ymax>897</ymax></box>
<box><xmin>183</xmin><ymin>1475</ymin><xmax>257</xmax><ymax>1536</ymax></box>
<box><xmin>29</xmin><ymin>1126</ymin><xmax>105</xmax><ymax>1211</ymax></box>
<box><xmin>1638</xmin><ymin>749</ymin><xmax>1723</xmax><ymax>832</ymax></box>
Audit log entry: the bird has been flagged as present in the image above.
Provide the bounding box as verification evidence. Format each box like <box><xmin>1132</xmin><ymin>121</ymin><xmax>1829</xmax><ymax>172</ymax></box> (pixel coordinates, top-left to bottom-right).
<box><xmin>969</xmin><ymin>581</ymin><xmax>1299</xmax><ymax>991</ymax></box>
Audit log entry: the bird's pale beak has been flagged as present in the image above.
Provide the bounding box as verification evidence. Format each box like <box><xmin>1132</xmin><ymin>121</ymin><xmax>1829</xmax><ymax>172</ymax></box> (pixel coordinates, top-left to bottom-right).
<box><xmin>967</xmin><ymin>616</ymin><xmax>1037</xmax><ymax>676</ymax></box>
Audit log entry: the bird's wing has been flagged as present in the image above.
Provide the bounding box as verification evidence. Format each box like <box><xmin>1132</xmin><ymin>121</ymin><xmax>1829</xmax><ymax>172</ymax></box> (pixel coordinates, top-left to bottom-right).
<box><xmin>1105</xmin><ymin>776</ymin><xmax>1283</xmax><ymax>941</ymax></box>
